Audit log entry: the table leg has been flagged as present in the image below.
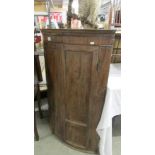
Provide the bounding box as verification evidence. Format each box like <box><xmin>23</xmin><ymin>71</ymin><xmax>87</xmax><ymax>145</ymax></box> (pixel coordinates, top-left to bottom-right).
<box><xmin>34</xmin><ymin>111</ymin><xmax>39</xmax><ymax>141</ymax></box>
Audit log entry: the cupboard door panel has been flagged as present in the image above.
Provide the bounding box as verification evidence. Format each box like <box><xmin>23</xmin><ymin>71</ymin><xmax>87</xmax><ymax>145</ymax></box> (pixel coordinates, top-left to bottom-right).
<box><xmin>64</xmin><ymin>50</ymin><xmax>93</xmax><ymax>123</ymax></box>
<box><xmin>65</xmin><ymin>122</ymin><xmax>87</xmax><ymax>149</ymax></box>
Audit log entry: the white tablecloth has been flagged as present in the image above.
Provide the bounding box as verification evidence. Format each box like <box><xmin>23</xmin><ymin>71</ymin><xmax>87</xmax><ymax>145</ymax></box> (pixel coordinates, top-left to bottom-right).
<box><xmin>96</xmin><ymin>64</ymin><xmax>121</xmax><ymax>155</ymax></box>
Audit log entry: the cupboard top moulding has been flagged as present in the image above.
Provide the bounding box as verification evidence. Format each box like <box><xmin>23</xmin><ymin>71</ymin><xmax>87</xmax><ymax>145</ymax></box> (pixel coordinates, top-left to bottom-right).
<box><xmin>42</xmin><ymin>29</ymin><xmax>116</xmax><ymax>46</ymax></box>
<box><xmin>42</xmin><ymin>29</ymin><xmax>115</xmax><ymax>153</ymax></box>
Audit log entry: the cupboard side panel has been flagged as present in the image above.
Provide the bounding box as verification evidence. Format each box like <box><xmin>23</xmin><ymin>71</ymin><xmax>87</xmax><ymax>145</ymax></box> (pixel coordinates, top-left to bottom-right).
<box><xmin>87</xmin><ymin>46</ymin><xmax>112</xmax><ymax>152</ymax></box>
<box><xmin>45</xmin><ymin>43</ymin><xmax>65</xmax><ymax>139</ymax></box>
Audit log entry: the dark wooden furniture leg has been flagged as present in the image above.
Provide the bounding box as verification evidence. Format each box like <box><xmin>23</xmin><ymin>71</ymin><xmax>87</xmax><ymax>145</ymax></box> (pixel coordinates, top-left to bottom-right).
<box><xmin>34</xmin><ymin>111</ymin><xmax>39</xmax><ymax>141</ymax></box>
<box><xmin>37</xmin><ymin>84</ymin><xmax>43</xmax><ymax>119</ymax></box>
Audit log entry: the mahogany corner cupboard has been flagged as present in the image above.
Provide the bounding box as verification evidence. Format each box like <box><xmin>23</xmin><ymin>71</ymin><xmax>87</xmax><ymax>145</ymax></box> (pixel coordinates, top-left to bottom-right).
<box><xmin>42</xmin><ymin>29</ymin><xmax>115</xmax><ymax>153</ymax></box>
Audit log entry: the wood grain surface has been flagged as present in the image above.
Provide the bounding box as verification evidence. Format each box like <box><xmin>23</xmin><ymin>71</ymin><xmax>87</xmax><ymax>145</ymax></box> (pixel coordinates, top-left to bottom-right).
<box><xmin>42</xmin><ymin>29</ymin><xmax>115</xmax><ymax>153</ymax></box>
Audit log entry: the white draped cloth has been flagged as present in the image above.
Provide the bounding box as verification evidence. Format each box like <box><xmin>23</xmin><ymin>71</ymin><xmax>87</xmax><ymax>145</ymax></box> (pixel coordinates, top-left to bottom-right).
<box><xmin>96</xmin><ymin>63</ymin><xmax>121</xmax><ymax>155</ymax></box>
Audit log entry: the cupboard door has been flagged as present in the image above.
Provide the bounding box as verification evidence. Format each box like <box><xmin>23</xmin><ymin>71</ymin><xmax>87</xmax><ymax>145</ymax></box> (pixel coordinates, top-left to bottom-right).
<box><xmin>63</xmin><ymin>44</ymin><xmax>97</xmax><ymax>149</ymax></box>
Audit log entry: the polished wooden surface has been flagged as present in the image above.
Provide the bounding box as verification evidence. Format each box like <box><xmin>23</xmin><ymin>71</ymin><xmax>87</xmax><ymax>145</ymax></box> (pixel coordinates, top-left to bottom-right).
<box><xmin>42</xmin><ymin>29</ymin><xmax>115</xmax><ymax>153</ymax></box>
